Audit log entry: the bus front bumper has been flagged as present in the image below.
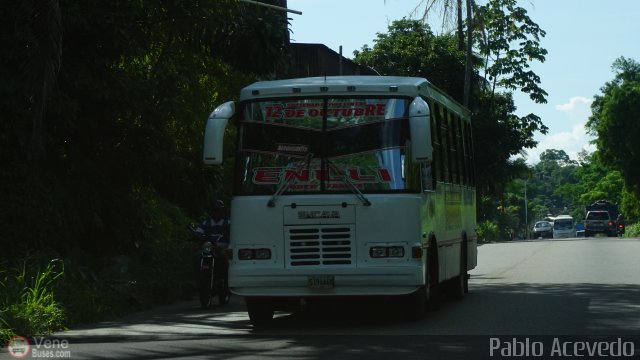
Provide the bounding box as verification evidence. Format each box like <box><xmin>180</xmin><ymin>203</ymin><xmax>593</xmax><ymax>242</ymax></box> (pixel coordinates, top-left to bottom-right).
<box><xmin>229</xmin><ymin>267</ymin><xmax>424</xmax><ymax>297</ymax></box>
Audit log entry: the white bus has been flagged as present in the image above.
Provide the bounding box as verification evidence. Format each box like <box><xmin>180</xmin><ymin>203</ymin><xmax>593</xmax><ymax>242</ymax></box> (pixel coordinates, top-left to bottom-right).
<box><xmin>553</xmin><ymin>214</ymin><xmax>575</xmax><ymax>238</ymax></box>
<box><xmin>203</xmin><ymin>76</ymin><xmax>477</xmax><ymax>326</ymax></box>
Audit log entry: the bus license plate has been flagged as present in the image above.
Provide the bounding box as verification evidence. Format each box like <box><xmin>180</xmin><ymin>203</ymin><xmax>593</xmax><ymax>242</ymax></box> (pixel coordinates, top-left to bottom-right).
<box><xmin>308</xmin><ymin>275</ymin><xmax>334</xmax><ymax>289</ymax></box>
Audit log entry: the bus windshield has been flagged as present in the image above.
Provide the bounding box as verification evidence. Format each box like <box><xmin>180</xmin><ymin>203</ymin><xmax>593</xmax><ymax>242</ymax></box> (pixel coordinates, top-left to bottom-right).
<box><xmin>235</xmin><ymin>97</ymin><xmax>421</xmax><ymax>195</ymax></box>
<box><xmin>554</xmin><ymin>218</ymin><xmax>574</xmax><ymax>230</ymax></box>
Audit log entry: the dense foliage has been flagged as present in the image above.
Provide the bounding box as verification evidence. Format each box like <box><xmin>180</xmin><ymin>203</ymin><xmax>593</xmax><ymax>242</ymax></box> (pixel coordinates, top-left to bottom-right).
<box><xmin>353</xmin><ymin>19</ymin><xmax>469</xmax><ymax>100</ymax></box>
<box><xmin>0</xmin><ymin>0</ymin><xmax>289</xmax><ymax>338</ymax></box>
<box><xmin>496</xmin><ymin>146</ymin><xmax>640</xmax><ymax>240</ymax></box>
<box><xmin>588</xmin><ymin>57</ymin><xmax>640</xmax><ymax>196</ymax></box>
<box><xmin>474</xmin><ymin>0</ymin><xmax>548</xmax><ymax>104</ymax></box>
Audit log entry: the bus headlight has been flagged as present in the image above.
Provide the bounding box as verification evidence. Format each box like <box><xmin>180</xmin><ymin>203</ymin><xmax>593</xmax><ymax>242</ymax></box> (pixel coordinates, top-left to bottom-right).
<box><xmin>388</xmin><ymin>246</ymin><xmax>404</xmax><ymax>258</ymax></box>
<box><xmin>238</xmin><ymin>249</ymin><xmax>253</xmax><ymax>260</ymax></box>
<box><xmin>202</xmin><ymin>241</ymin><xmax>213</xmax><ymax>254</ymax></box>
<box><xmin>238</xmin><ymin>248</ymin><xmax>272</xmax><ymax>260</ymax></box>
<box><xmin>254</xmin><ymin>248</ymin><xmax>272</xmax><ymax>260</ymax></box>
<box><xmin>370</xmin><ymin>247</ymin><xmax>387</xmax><ymax>258</ymax></box>
<box><xmin>369</xmin><ymin>246</ymin><xmax>405</xmax><ymax>258</ymax></box>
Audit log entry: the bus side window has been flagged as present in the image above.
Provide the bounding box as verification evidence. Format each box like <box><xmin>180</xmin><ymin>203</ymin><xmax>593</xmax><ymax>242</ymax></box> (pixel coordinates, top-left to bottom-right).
<box><xmin>430</xmin><ymin>100</ymin><xmax>442</xmax><ymax>184</ymax></box>
<box><xmin>447</xmin><ymin>111</ymin><xmax>459</xmax><ymax>184</ymax></box>
<box><xmin>464</xmin><ymin>121</ymin><xmax>475</xmax><ymax>186</ymax></box>
<box><xmin>454</xmin><ymin>114</ymin><xmax>465</xmax><ymax>185</ymax></box>
<box><xmin>437</xmin><ymin>103</ymin><xmax>450</xmax><ymax>183</ymax></box>
<box><xmin>462</xmin><ymin>120</ymin><xmax>471</xmax><ymax>186</ymax></box>
<box><xmin>421</xmin><ymin>162</ymin><xmax>434</xmax><ymax>191</ymax></box>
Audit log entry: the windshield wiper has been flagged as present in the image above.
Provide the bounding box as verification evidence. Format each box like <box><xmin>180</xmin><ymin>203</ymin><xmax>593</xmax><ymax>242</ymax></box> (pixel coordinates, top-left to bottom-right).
<box><xmin>326</xmin><ymin>160</ymin><xmax>372</xmax><ymax>207</ymax></box>
<box><xmin>267</xmin><ymin>153</ymin><xmax>314</xmax><ymax>208</ymax></box>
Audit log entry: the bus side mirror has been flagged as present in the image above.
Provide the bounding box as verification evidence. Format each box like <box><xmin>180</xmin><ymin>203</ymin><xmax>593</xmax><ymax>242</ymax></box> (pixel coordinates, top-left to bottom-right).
<box><xmin>409</xmin><ymin>97</ymin><xmax>433</xmax><ymax>163</ymax></box>
<box><xmin>203</xmin><ymin>101</ymin><xmax>235</xmax><ymax>165</ymax></box>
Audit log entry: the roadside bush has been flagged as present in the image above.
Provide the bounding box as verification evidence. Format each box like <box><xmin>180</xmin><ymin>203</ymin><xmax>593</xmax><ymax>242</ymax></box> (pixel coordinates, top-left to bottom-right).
<box><xmin>476</xmin><ymin>220</ymin><xmax>500</xmax><ymax>243</ymax></box>
<box><xmin>127</xmin><ymin>185</ymin><xmax>194</xmax><ymax>306</ymax></box>
<box><xmin>54</xmin><ymin>185</ymin><xmax>195</xmax><ymax>326</ymax></box>
<box><xmin>495</xmin><ymin>211</ymin><xmax>518</xmax><ymax>241</ymax></box>
<box><xmin>0</xmin><ymin>259</ymin><xmax>66</xmax><ymax>346</ymax></box>
<box><xmin>624</xmin><ymin>222</ymin><xmax>640</xmax><ymax>238</ymax></box>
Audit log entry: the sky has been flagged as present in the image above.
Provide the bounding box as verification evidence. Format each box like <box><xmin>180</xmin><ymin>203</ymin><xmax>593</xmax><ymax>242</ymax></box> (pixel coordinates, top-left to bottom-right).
<box><xmin>285</xmin><ymin>0</ymin><xmax>640</xmax><ymax>164</ymax></box>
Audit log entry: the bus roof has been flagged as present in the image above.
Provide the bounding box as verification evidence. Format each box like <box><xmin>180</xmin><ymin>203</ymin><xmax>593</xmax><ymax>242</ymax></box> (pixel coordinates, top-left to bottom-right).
<box><xmin>239</xmin><ymin>76</ymin><xmax>470</xmax><ymax>120</ymax></box>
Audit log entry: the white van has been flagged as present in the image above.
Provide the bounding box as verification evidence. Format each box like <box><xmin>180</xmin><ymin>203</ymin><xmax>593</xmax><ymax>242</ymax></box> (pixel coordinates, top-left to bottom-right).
<box><xmin>553</xmin><ymin>215</ymin><xmax>575</xmax><ymax>238</ymax></box>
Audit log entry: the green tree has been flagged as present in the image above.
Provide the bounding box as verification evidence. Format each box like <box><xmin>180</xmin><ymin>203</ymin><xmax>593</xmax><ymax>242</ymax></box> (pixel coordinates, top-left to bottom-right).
<box><xmin>591</xmin><ymin>63</ymin><xmax>640</xmax><ymax>194</ymax></box>
<box><xmin>0</xmin><ymin>0</ymin><xmax>288</xmax><ymax>254</ymax></box>
<box><xmin>539</xmin><ymin>149</ymin><xmax>577</xmax><ymax>166</ymax></box>
<box><xmin>572</xmin><ymin>151</ymin><xmax>640</xmax><ymax>223</ymax></box>
<box><xmin>353</xmin><ymin>19</ymin><xmax>467</xmax><ymax>99</ymax></box>
<box><xmin>474</xmin><ymin>0</ymin><xmax>548</xmax><ymax>105</ymax></box>
<box><xmin>503</xmin><ymin>147</ymin><xmax>640</xmax><ymax>234</ymax></box>
<box><xmin>620</xmin><ymin>187</ymin><xmax>640</xmax><ymax>223</ymax></box>
<box><xmin>587</xmin><ymin>56</ymin><xmax>640</xmax><ymax>134</ymax></box>
<box><xmin>498</xmin><ymin>149</ymin><xmax>582</xmax><ymax>237</ymax></box>
<box><xmin>471</xmin><ymin>91</ymin><xmax>545</xmax><ymax>197</ymax></box>
<box><xmin>556</xmin><ymin>151</ymin><xmax>623</xmax><ymax>221</ymax></box>
<box><xmin>0</xmin><ymin>0</ymin><xmax>63</xmax><ymax>164</ymax></box>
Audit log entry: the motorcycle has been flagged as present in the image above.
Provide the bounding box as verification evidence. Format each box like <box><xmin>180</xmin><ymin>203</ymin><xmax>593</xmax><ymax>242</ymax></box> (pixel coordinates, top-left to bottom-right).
<box><xmin>193</xmin><ymin>232</ymin><xmax>231</xmax><ymax>309</ymax></box>
<box><xmin>617</xmin><ymin>223</ymin><xmax>625</xmax><ymax>238</ymax></box>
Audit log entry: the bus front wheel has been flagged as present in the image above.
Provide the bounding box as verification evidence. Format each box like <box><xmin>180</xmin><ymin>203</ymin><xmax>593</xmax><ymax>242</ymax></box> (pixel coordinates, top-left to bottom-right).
<box><xmin>404</xmin><ymin>287</ymin><xmax>426</xmax><ymax>321</ymax></box>
<box><xmin>245</xmin><ymin>297</ymin><xmax>274</xmax><ymax>328</ymax></box>
<box><xmin>426</xmin><ymin>240</ymin><xmax>441</xmax><ymax>311</ymax></box>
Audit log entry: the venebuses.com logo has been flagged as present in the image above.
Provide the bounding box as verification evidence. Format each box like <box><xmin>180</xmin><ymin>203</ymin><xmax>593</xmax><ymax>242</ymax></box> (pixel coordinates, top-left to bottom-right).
<box><xmin>6</xmin><ymin>336</ymin><xmax>30</xmax><ymax>358</ymax></box>
<box><xmin>6</xmin><ymin>336</ymin><xmax>72</xmax><ymax>359</ymax></box>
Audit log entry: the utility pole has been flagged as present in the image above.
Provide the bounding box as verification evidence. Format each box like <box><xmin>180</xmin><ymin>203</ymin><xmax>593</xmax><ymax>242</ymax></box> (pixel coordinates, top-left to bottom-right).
<box><xmin>524</xmin><ymin>178</ymin><xmax>528</xmax><ymax>239</ymax></box>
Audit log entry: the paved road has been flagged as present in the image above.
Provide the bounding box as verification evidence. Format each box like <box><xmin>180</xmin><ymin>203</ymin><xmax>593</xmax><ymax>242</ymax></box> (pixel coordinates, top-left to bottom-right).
<box><xmin>3</xmin><ymin>237</ymin><xmax>640</xmax><ymax>359</ymax></box>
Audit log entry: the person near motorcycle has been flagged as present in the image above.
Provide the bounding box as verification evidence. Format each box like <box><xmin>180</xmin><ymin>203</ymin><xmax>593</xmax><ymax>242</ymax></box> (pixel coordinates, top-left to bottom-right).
<box><xmin>193</xmin><ymin>198</ymin><xmax>231</xmax><ymax>306</ymax></box>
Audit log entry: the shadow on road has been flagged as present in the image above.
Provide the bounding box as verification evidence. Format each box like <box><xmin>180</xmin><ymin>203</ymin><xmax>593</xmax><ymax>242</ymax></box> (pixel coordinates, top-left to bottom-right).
<box><xmin>35</xmin><ymin>282</ymin><xmax>640</xmax><ymax>359</ymax></box>
<box><xmin>58</xmin><ymin>281</ymin><xmax>640</xmax><ymax>338</ymax></box>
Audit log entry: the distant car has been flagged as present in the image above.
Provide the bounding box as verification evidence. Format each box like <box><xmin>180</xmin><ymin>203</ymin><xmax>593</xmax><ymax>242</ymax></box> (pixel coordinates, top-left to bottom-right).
<box><xmin>532</xmin><ymin>221</ymin><xmax>553</xmax><ymax>239</ymax></box>
<box><xmin>584</xmin><ymin>210</ymin><xmax>616</xmax><ymax>237</ymax></box>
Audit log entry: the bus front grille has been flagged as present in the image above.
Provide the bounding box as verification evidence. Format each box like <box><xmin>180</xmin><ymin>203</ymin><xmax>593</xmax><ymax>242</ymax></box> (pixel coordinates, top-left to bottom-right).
<box><xmin>286</xmin><ymin>225</ymin><xmax>355</xmax><ymax>267</ymax></box>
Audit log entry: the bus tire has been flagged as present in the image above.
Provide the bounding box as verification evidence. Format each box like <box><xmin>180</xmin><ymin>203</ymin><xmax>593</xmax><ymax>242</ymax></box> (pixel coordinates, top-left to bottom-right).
<box><xmin>246</xmin><ymin>297</ymin><xmax>274</xmax><ymax>328</ymax></box>
<box><xmin>448</xmin><ymin>242</ymin><xmax>467</xmax><ymax>301</ymax></box>
<box><xmin>426</xmin><ymin>240</ymin><xmax>441</xmax><ymax>311</ymax></box>
<box><xmin>404</xmin><ymin>287</ymin><xmax>426</xmax><ymax>321</ymax></box>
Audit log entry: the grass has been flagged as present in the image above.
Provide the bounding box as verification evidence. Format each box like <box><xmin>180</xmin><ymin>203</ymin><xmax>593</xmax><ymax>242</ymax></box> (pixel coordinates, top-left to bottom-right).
<box><xmin>0</xmin><ymin>259</ymin><xmax>66</xmax><ymax>346</ymax></box>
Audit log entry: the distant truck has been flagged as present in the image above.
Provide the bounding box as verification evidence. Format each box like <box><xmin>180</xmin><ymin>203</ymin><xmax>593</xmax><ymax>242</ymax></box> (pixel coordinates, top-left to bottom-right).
<box><xmin>584</xmin><ymin>200</ymin><xmax>618</xmax><ymax>237</ymax></box>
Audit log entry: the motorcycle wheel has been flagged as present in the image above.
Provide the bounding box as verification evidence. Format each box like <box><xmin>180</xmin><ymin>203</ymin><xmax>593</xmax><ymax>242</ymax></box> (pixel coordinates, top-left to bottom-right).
<box><xmin>199</xmin><ymin>288</ymin><xmax>212</xmax><ymax>309</ymax></box>
<box><xmin>219</xmin><ymin>291</ymin><xmax>231</xmax><ymax>306</ymax></box>
<box><xmin>217</xmin><ymin>276</ymin><xmax>230</xmax><ymax>305</ymax></box>
<box><xmin>199</xmin><ymin>271</ymin><xmax>214</xmax><ymax>309</ymax></box>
